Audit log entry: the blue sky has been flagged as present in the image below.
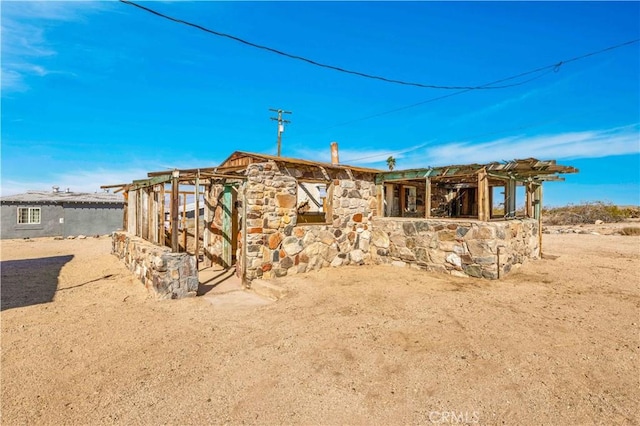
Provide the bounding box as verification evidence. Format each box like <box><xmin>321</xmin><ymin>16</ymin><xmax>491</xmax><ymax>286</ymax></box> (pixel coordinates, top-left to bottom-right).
<box><xmin>1</xmin><ymin>1</ymin><xmax>639</xmax><ymax>206</ymax></box>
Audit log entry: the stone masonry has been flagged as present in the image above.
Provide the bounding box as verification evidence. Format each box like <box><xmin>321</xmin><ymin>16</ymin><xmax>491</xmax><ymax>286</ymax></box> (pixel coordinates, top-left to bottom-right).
<box><xmin>243</xmin><ymin>161</ymin><xmax>378</xmax><ymax>281</ymax></box>
<box><xmin>112</xmin><ymin>231</ymin><xmax>198</xmax><ymax>299</ymax></box>
<box><xmin>370</xmin><ymin>217</ymin><xmax>539</xmax><ymax>278</ymax></box>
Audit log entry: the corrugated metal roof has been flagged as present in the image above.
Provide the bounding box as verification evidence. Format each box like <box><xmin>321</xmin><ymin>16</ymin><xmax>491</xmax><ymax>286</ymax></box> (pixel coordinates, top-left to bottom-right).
<box><xmin>0</xmin><ymin>190</ymin><xmax>125</xmax><ymax>204</ymax></box>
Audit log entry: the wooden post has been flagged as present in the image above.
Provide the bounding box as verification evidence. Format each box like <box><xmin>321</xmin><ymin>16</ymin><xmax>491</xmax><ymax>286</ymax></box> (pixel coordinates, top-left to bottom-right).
<box><xmin>385</xmin><ymin>184</ymin><xmax>394</xmax><ymax>217</ymax></box>
<box><xmin>203</xmin><ymin>184</ymin><xmax>211</xmax><ymax>267</ymax></box>
<box><xmin>399</xmin><ymin>185</ymin><xmax>406</xmax><ymax>217</ymax></box>
<box><xmin>159</xmin><ymin>184</ymin><xmax>166</xmax><ymax>247</ymax></box>
<box><xmin>123</xmin><ymin>190</ymin><xmax>129</xmax><ymax>231</ymax></box>
<box><xmin>505</xmin><ymin>178</ymin><xmax>516</xmax><ymax>218</ymax></box>
<box><xmin>194</xmin><ymin>172</ymin><xmax>200</xmax><ymax>270</ymax></box>
<box><xmin>127</xmin><ymin>190</ymin><xmax>136</xmax><ymax>234</ymax></box>
<box><xmin>171</xmin><ymin>170</ymin><xmax>179</xmax><ymax>252</ymax></box>
<box><xmin>222</xmin><ymin>185</ymin><xmax>233</xmax><ymax>268</ymax></box>
<box><xmin>182</xmin><ymin>192</ymin><xmax>188</xmax><ymax>252</ymax></box>
<box><xmin>424</xmin><ymin>178</ymin><xmax>431</xmax><ymax>218</ymax></box>
<box><xmin>477</xmin><ymin>168</ymin><xmax>490</xmax><ymax>221</ymax></box>
<box><xmin>525</xmin><ymin>183</ymin><xmax>534</xmax><ymax>218</ymax></box>
<box><xmin>535</xmin><ymin>184</ymin><xmax>543</xmax><ymax>255</ymax></box>
<box><xmin>376</xmin><ymin>184</ymin><xmax>384</xmax><ymax>218</ymax></box>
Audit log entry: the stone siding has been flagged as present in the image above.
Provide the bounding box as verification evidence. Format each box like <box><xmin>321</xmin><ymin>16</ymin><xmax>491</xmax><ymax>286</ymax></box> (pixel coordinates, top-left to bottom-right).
<box><xmin>243</xmin><ymin>161</ymin><xmax>378</xmax><ymax>281</ymax></box>
<box><xmin>112</xmin><ymin>231</ymin><xmax>198</xmax><ymax>299</ymax></box>
<box><xmin>370</xmin><ymin>218</ymin><xmax>539</xmax><ymax>279</ymax></box>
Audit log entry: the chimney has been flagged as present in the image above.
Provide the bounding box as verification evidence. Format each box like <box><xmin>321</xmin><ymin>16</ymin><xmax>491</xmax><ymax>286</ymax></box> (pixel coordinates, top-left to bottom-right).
<box><xmin>330</xmin><ymin>141</ymin><xmax>339</xmax><ymax>165</ymax></box>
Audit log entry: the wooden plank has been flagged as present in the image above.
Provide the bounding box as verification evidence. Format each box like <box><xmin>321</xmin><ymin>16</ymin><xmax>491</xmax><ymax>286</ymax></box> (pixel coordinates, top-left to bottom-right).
<box><xmin>182</xmin><ymin>192</ymin><xmax>188</xmax><ymax>252</ymax></box>
<box><xmin>194</xmin><ymin>173</ymin><xmax>200</xmax><ymax>270</ymax></box>
<box><xmin>158</xmin><ymin>185</ymin><xmax>165</xmax><ymax>247</ymax></box>
<box><xmin>221</xmin><ymin>184</ymin><xmax>233</xmax><ymax>268</ymax></box>
<box><xmin>171</xmin><ymin>172</ymin><xmax>179</xmax><ymax>252</ymax></box>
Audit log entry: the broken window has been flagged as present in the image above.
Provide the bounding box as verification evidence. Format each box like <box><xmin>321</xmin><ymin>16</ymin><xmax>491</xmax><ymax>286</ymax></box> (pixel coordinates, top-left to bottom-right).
<box><xmin>296</xmin><ymin>181</ymin><xmax>333</xmax><ymax>224</ymax></box>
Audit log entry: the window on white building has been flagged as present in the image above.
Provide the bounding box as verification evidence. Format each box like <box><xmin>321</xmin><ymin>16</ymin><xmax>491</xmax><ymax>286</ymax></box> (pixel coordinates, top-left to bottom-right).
<box><xmin>17</xmin><ymin>207</ymin><xmax>41</xmax><ymax>224</ymax></box>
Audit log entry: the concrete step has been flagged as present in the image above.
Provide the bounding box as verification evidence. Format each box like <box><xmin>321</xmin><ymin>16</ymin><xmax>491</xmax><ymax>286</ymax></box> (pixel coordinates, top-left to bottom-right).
<box><xmin>249</xmin><ymin>279</ymin><xmax>288</xmax><ymax>301</ymax></box>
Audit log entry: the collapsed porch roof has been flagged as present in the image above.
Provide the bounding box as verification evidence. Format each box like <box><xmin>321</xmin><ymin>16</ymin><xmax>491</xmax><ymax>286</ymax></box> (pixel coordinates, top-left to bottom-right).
<box><xmin>375</xmin><ymin>158</ymin><xmax>578</xmax><ymax>185</ymax></box>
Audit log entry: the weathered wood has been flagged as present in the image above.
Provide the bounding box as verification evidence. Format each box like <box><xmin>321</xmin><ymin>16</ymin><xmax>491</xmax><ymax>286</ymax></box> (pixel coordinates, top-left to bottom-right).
<box><xmin>376</xmin><ymin>184</ymin><xmax>384</xmax><ymax>218</ymax></box>
<box><xmin>504</xmin><ymin>178</ymin><xmax>516</xmax><ymax>218</ymax></box>
<box><xmin>534</xmin><ymin>184</ymin><xmax>543</xmax><ymax>255</ymax></box>
<box><xmin>477</xmin><ymin>168</ymin><xmax>490</xmax><ymax>221</ymax></box>
<box><xmin>159</xmin><ymin>185</ymin><xmax>165</xmax><ymax>247</ymax></box>
<box><xmin>525</xmin><ymin>183</ymin><xmax>533</xmax><ymax>218</ymax></box>
<box><xmin>399</xmin><ymin>185</ymin><xmax>406</xmax><ymax>217</ymax></box>
<box><xmin>424</xmin><ymin>178</ymin><xmax>431</xmax><ymax>218</ymax></box>
<box><xmin>203</xmin><ymin>185</ymin><xmax>211</xmax><ymax>267</ymax></box>
<box><xmin>194</xmin><ymin>173</ymin><xmax>200</xmax><ymax>270</ymax></box>
<box><xmin>171</xmin><ymin>171</ymin><xmax>179</xmax><ymax>252</ymax></box>
<box><xmin>221</xmin><ymin>184</ymin><xmax>233</xmax><ymax>268</ymax></box>
<box><xmin>181</xmin><ymin>192</ymin><xmax>188</xmax><ymax>252</ymax></box>
<box><xmin>385</xmin><ymin>184</ymin><xmax>394</xmax><ymax>217</ymax></box>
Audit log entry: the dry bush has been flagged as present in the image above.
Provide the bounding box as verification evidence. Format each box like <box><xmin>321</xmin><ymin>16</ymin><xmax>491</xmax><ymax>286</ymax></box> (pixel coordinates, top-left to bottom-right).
<box><xmin>542</xmin><ymin>201</ymin><xmax>632</xmax><ymax>225</ymax></box>
<box><xmin>620</xmin><ymin>227</ymin><xmax>640</xmax><ymax>236</ymax></box>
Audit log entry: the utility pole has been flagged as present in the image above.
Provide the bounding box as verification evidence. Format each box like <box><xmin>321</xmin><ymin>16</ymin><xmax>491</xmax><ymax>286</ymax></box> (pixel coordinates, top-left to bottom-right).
<box><xmin>269</xmin><ymin>108</ymin><xmax>291</xmax><ymax>157</ymax></box>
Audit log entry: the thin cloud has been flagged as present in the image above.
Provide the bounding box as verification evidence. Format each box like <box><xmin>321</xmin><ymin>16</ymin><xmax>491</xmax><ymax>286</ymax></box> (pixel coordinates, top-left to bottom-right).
<box><xmin>389</xmin><ymin>124</ymin><xmax>640</xmax><ymax>169</ymax></box>
<box><xmin>1</xmin><ymin>2</ymin><xmax>108</xmax><ymax>93</ymax></box>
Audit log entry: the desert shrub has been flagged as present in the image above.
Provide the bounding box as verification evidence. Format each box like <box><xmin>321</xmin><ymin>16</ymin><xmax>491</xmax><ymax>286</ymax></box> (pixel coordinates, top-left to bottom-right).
<box><xmin>542</xmin><ymin>201</ymin><xmax>632</xmax><ymax>225</ymax></box>
<box><xmin>620</xmin><ymin>227</ymin><xmax>640</xmax><ymax>236</ymax></box>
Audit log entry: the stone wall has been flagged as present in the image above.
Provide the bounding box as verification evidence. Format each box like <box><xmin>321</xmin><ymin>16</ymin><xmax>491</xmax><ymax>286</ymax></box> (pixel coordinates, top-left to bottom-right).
<box><xmin>370</xmin><ymin>218</ymin><xmax>539</xmax><ymax>279</ymax></box>
<box><xmin>243</xmin><ymin>161</ymin><xmax>378</xmax><ymax>281</ymax></box>
<box><xmin>112</xmin><ymin>231</ymin><xmax>198</xmax><ymax>299</ymax></box>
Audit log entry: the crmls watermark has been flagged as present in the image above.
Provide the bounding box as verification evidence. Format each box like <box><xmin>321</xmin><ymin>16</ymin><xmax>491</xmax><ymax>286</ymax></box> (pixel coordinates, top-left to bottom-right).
<box><xmin>428</xmin><ymin>411</ymin><xmax>480</xmax><ymax>424</ymax></box>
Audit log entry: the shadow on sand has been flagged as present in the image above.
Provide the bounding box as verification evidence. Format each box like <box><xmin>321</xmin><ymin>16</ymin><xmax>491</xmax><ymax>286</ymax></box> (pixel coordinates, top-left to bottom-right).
<box><xmin>1</xmin><ymin>255</ymin><xmax>74</xmax><ymax>311</ymax></box>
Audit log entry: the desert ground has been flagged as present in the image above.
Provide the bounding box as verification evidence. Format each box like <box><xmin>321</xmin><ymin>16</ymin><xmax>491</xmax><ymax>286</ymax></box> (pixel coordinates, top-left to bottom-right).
<box><xmin>1</xmin><ymin>225</ymin><xmax>638</xmax><ymax>425</ymax></box>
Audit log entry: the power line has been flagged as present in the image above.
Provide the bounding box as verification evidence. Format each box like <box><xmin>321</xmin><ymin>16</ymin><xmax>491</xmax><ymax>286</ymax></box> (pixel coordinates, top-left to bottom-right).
<box><xmin>120</xmin><ymin>0</ymin><xmax>630</xmax><ymax>91</ymax></box>
<box><xmin>298</xmin><ymin>39</ymin><xmax>639</xmax><ymax>134</ymax></box>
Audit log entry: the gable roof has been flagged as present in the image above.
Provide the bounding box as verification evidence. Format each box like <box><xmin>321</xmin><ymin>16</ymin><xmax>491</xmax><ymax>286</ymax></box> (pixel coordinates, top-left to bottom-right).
<box><xmin>0</xmin><ymin>190</ymin><xmax>125</xmax><ymax>204</ymax></box>
<box><xmin>217</xmin><ymin>151</ymin><xmax>383</xmax><ymax>174</ymax></box>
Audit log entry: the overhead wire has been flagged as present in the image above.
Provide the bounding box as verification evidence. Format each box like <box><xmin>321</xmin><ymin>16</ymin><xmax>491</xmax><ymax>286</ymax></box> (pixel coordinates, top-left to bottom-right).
<box><xmin>119</xmin><ymin>0</ymin><xmax>636</xmax><ymax>91</ymax></box>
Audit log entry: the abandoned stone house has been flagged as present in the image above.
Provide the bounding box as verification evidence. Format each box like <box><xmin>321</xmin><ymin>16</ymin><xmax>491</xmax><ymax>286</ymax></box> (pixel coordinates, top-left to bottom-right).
<box><xmin>108</xmin><ymin>148</ymin><xmax>577</xmax><ymax>299</ymax></box>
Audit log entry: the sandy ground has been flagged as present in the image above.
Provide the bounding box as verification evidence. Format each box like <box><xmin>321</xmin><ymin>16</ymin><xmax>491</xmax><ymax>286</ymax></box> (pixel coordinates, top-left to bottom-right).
<box><xmin>1</xmin><ymin>228</ymin><xmax>639</xmax><ymax>425</ymax></box>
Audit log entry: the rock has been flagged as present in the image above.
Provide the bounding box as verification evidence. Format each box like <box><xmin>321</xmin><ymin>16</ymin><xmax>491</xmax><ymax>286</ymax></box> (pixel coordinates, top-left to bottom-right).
<box><xmin>54</xmin><ymin>236</ymin><xmax>64</xmax><ymax>240</ymax></box>
<box><xmin>595</xmin><ymin>219</ymin><xmax>604</xmax><ymax>225</ymax></box>
<box><xmin>67</xmin><ymin>236</ymin><xmax>75</xmax><ymax>239</ymax></box>
<box><xmin>371</xmin><ymin>229</ymin><xmax>390</xmax><ymax>249</ymax></box>
<box><xmin>350</xmin><ymin>249</ymin><xmax>364</xmax><ymax>264</ymax></box>
<box><xmin>446</xmin><ymin>252</ymin><xmax>462</xmax><ymax>268</ymax></box>
<box><xmin>391</xmin><ymin>260</ymin><xmax>406</xmax><ymax>268</ymax></box>
<box><xmin>330</xmin><ymin>255</ymin><xmax>343</xmax><ymax>267</ymax></box>
<box><xmin>282</xmin><ymin>236</ymin><xmax>303</xmax><ymax>256</ymax></box>
<box><xmin>77</xmin><ymin>235</ymin><xmax>87</xmax><ymax>239</ymax></box>
<box><xmin>463</xmin><ymin>264</ymin><xmax>483</xmax><ymax>278</ymax></box>
<box><xmin>268</xmin><ymin>232</ymin><xmax>283</xmax><ymax>249</ymax></box>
